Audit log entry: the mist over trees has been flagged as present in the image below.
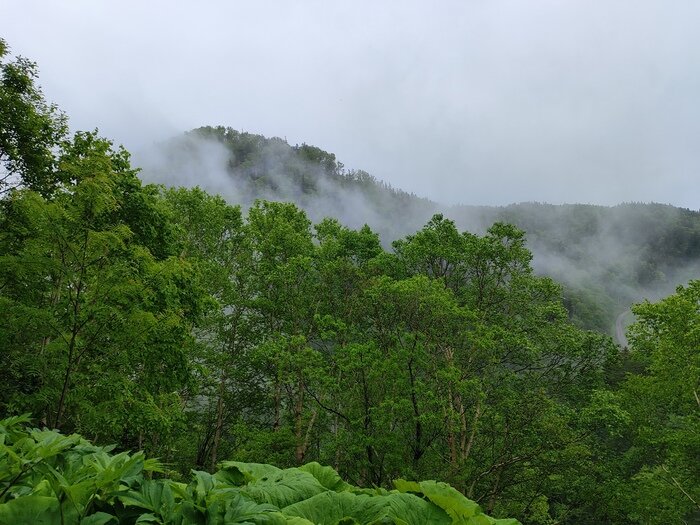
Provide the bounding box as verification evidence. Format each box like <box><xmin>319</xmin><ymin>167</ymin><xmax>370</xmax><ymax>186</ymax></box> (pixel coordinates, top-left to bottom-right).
<box><xmin>1</xmin><ymin>38</ymin><xmax>698</xmax><ymax>524</ymax></box>
<box><xmin>138</xmin><ymin>126</ymin><xmax>700</xmax><ymax>334</ymax></box>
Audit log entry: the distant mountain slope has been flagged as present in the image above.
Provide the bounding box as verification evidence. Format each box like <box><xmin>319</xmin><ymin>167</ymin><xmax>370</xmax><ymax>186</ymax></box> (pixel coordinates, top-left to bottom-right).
<box><xmin>137</xmin><ymin>126</ymin><xmax>438</xmax><ymax>241</ymax></box>
<box><xmin>136</xmin><ymin>126</ymin><xmax>700</xmax><ymax>333</ymax></box>
<box><xmin>453</xmin><ymin>202</ymin><xmax>700</xmax><ymax>331</ymax></box>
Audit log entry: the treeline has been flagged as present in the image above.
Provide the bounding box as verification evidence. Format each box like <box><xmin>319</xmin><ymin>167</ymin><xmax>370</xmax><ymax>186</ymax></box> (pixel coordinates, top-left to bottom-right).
<box><xmin>141</xmin><ymin>125</ymin><xmax>437</xmax><ymax>243</ymax></box>
<box><xmin>141</xmin><ymin>127</ymin><xmax>700</xmax><ymax>335</ymax></box>
<box><xmin>0</xmin><ymin>415</ymin><xmax>520</xmax><ymax>525</ymax></box>
<box><xmin>464</xmin><ymin>201</ymin><xmax>700</xmax><ymax>332</ymax></box>
<box><xmin>0</xmin><ymin>38</ymin><xmax>698</xmax><ymax>524</ymax></box>
<box><xmin>187</xmin><ymin>125</ymin><xmax>427</xmax><ymax>204</ymax></box>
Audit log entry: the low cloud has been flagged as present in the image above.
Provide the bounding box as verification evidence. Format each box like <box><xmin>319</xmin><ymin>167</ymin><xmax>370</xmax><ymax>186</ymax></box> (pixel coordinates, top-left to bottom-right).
<box><xmin>4</xmin><ymin>0</ymin><xmax>699</xmax><ymax>209</ymax></box>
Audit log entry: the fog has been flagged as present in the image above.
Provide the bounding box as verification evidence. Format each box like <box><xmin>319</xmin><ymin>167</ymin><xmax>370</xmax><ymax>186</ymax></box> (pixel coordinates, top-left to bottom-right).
<box><xmin>4</xmin><ymin>1</ymin><xmax>699</xmax><ymax>338</ymax></box>
<box><xmin>4</xmin><ymin>1</ymin><xmax>700</xmax><ymax>209</ymax></box>
<box><xmin>134</xmin><ymin>132</ymin><xmax>438</xmax><ymax>240</ymax></box>
<box><xmin>136</xmin><ymin>131</ymin><xmax>700</xmax><ymax>340</ymax></box>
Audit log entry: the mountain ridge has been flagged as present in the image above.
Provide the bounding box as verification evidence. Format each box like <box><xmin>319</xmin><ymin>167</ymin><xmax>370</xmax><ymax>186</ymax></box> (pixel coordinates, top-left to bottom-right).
<box><xmin>135</xmin><ymin>125</ymin><xmax>700</xmax><ymax>333</ymax></box>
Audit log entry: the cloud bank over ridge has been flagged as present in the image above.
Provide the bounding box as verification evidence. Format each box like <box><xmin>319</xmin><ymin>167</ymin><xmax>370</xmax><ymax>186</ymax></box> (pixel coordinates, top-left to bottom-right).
<box><xmin>3</xmin><ymin>0</ymin><xmax>699</xmax><ymax>209</ymax></box>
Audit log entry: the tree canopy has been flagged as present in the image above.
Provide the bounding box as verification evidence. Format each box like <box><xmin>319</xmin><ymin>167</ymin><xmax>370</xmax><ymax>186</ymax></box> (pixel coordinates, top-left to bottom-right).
<box><xmin>0</xmin><ymin>37</ymin><xmax>697</xmax><ymax>524</ymax></box>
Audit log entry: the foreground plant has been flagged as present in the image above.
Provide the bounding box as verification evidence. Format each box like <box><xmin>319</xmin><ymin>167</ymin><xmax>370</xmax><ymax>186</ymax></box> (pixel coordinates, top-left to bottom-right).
<box><xmin>0</xmin><ymin>416</ymin><xmax>519</xmax><ymax>524</ymax></box>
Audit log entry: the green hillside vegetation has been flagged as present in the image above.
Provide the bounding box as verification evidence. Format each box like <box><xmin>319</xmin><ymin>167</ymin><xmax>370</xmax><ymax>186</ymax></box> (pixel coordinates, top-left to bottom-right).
<box><xmin>1</xmin><ymin>38</ymin><xmax>698</xmax><ymax>524</ymax></box>
<box><xmin>144</xmin><ymin>127</ymin><xmax>700</xmax><ymax>334</ymax></box>
<box><xmin>142</xmin><ymin>125</ymin><xmax>437</xmax><ymax>243</ymax></box>
<box><xmin>466</xmin><ymin>202</ymin><xmax>700</xmax><ymax>332</ymax></box>
<box><xmin>0</xmin><ymin>416</ymin><xmax>518</xmax><ymax>525</ymax></box>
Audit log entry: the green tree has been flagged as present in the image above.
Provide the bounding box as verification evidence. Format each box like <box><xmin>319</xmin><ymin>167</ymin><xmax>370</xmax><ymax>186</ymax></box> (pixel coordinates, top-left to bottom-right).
<box><xmin>618</xmin><ymin>281</ymin><xmax>700</xmax><ymax>523</ymax></box>
<box><xmin>245</xmin><ymin>201</ymin><xmax>321</xmax><ymax>465</ymax></box>
<box><xmin>163</xmin><ymin>187</ymin><xmax>264</xmax><ymax>471</ymax></box>
<box><xmin>391</xmin><ymin>215</ymin><xmax>611</xmax><ymax>519</ymax></box>
<box><xmin>0</xmin><ymin>133</ymin><xmax>202</xmax><ymax>457</ymax></box>
<box><xmin>0</xmin><ymin>38</ymin><xmax>67</xmax><ymax>196</ymax></box>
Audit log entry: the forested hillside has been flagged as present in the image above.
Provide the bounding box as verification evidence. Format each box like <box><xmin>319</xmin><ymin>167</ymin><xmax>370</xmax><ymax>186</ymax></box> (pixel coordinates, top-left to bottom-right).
<box><xmin>137</xmin><ymin>126</ymin><xmax>437</xmax><ymax>242</ymax></box>
<box><xmin>0</xmin><ymin>416</ymin><xmax>519</xmax><ymax>525</ymax></box>
<box><xmin>139</xmin><ymin>127</ymin><xmax>700</xmax><ymax>333</ymax></box>
<box><xmin>1</xmin><ymin>38</ymin><xmax>698</xmax><ymax>524</ymax></box>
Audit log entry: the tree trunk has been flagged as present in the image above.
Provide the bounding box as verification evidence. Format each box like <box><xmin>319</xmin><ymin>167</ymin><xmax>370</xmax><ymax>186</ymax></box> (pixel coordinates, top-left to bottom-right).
<box><xmin>294</xmin><ymin>374</ymin><xmax>306</xmax><ymax>463</ymax></box>
<box><xmin>273</xmin><ymin>380</ymin><xmax>282</xmax><ymax>431</ymax></box>
<box><xmin>296</xmin><ymin>408</ymin><xmax>317</xmax><ymax>464</ymax></box>
<box><xmin>486</xmin><ymin>465</ymin><xmax>502</xmax><ymax>514</ymax></box>
<box><xmin>210</xmin><ymin>373</ymin><xmax>226</xmax><ymax>470</ymax></box>
<box><xmin>446</xmin><ymin>387</ymin><xmax>457</xmax><ymax>467</ymax></box>
<box><xmin>462</xmin><ymin>398</ymin><xmax>482</xmax><ymax>462</ymax></box>
<box><xmin>408</xmin><ymin>358</ymin><xmax>423</xmax><ymax>467</ymax></box>
<box><xmin>54</xmin><ymin>318</ymin><xmax>80</xmax><ymax>430</ymax></box>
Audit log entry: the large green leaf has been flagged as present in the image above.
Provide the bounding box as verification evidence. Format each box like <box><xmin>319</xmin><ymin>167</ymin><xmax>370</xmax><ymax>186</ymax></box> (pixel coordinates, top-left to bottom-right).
<box><xmin>191</xmin><ymin>469</ymin><xmax>218</xmax><ymax>505</ymax></box>
<box><xmin>80</xmin><ymin>512</ymin><xmax>118</xmax><ymax>525</ymax></box>
<box><xmin>217</xmin><ymin>461</ymin><xmax>283</xmax><ymax>486</ymax></box>
<box><xmin>282</xmin><ymin>491</ymin><xmax>387</xmax><ymax>525</ymax></box>
<box><xmin>90</xmin><ymin>451</ymin><xmax>146</xmax><ymax>489</ymax></box>
<box><xmin>29</xmin><ymin>429</ymin><xmax>81</xmax><ymax>461</ymax></box>
<box><xmin>219</xmin><ymin>494</ymin><xmax>288</xmax><ymax>524</ymax></box>
<box><xmin>0</xmin><ymin>495</ymin><xmax>63</xmax><ymax>525</ymax></box>
<box><xmin>134</xmin><ymin>513</ymin><xmax>161</xmax><ymax>524</ymax></box>
<box><xmin>118</xmin><ymin>479</ymin><xmax>177</xmax><ymax>519</ymax></box>
<box><xmin>394</xmin><ymin>479</ymin><xmax>485</xmax><ymax>522</ymax></box>
<box><xmin>59</xmin><ymin>478</ymin><xmax>98</xmax><ymax>516</ymax></box>
<box><xmin>282</xmin><ymin>490</ymin><xmax>451</xmax><ymax>525</ymax></box>
<box><xmin>240</xmin><ymin>468</ymin><xmax>327</xmax><ymax>508</ymax></box>
<box><xmin>381</xmin><ymin>492</ymin><xmax>453</xmax><ymax>524</ymax></box>
<box><xmin>298</xmin><ymin>463</ymin><xmax>350</xmax><ymax>493</ymax></box>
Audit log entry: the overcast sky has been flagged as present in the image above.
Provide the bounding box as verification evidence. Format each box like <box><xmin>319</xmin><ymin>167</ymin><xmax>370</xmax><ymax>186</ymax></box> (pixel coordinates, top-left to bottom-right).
<box><xmin>4</xmin><ymin>1</ymin><xmax>699</xmax><ymax>208</ymax></box>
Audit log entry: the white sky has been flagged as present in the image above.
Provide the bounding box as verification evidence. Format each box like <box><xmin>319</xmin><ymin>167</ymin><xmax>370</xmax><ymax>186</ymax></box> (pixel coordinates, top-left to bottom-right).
<box><xmin>3</xmin><ymin>0</ymin><xmax>699</xmax><ymax>208</ymax></box>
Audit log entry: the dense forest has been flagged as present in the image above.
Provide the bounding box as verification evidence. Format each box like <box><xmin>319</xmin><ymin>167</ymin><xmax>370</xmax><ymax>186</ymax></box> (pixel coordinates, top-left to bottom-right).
<box><xmin>140</xmin><ymin>127</ymin><xmax>700</xmax><ymax>334</ymax></box>
<box><xmin>1</xmin><ymin>38</ymin><xmax>699</xmax><ymax>524</ymax></box>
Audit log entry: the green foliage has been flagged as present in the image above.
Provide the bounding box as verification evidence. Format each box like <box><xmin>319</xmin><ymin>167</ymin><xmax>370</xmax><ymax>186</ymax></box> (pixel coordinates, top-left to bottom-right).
<box><xmin>0</xmin><ymin>132</ymin><xmax>203</xmax><ymax>458</ymax></box>
<box><xmin>155</xmin><ymin>126</ymin><xmax>700</xmax><ymax>334</ymax></box>
<box><xmin>616</xmin><ymin>281</ymin><xmax>700</xmax><ymax>523</ymax></box>
<box><xmin>1</xmin><ymin>37</ymin><xmax>698</xmax><ymax>524</ymax></box>
<box><xmin>0</xmin><ymin>38</ymin><xmax>68</xmax><ymax>196</ymax></box>
<box><xmin>0</xmin><ymin>415</ymin><xmax>163</xmax><ymax>524</ymax></box>
<box><xmin>0</xmin><ymin>419</ymin><xmax>519</xmax><ymax>525</ymax></box>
